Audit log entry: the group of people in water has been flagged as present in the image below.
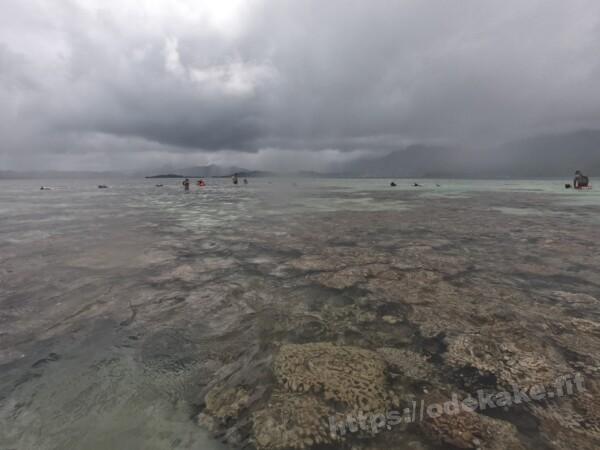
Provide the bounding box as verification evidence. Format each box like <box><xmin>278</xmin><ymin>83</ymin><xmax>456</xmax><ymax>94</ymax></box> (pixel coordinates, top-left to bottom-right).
<box><xmin>182</xmin><ymin>173</ymin><xmax>247</xmax><ymax>191</ymax></box>
<box><xmin>182</xmin><ymin>178</ymin><xmax>200</xmax><ymax>191</ymax></box>
<box><xmin>389</xmin><ymin>170</ymin><xmax>591</xmax><ymax>190</ymax></box>
<box><xmin>389</xmin><ymin>182</ymin><xmax>440</xmax><ymax>187</ymax></box>
<box><xmin>40</xmin><ymin>170</ymin><xmax>591</xmax><ymax>192</ymax></box>
<box><xmin>231</xmin><ymin>173</ymin><xmax>248</xmax><ymax>185</ymax></box>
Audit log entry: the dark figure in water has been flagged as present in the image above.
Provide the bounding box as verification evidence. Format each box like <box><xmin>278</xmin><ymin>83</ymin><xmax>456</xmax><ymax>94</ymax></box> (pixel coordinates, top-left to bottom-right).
<box><xmin>390</xmin><ymin>181</ymin><xmax>397</xmax><ymax>187</ymax></box>
<box><xmin>243</xmin><ymin>178</ymin><xmax>248</xmax><ymax>185</ymax></box>
<box><xmin>574</xmin><ymin>170</ymin><xmax>589</xmax><ymax>189</ymax></box>
<box><xmin>413</xmin><ymin>183</ymin><xmax>421</xmax><ymax>187</ymax></box>
<box><xmin>182</xmin><ymin>178</ymin><xmax>190</xmax><ymax>191</ymax></box>
<box><xmin>232</xmin><ymin>173</ymin><xmax>239</xmax><ymax>185</ymax></box>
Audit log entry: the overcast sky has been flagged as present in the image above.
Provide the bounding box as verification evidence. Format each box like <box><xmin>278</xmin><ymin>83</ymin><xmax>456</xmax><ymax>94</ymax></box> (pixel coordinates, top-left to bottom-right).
<box><xmin>1</xmin><ymin>0</ymin><xmax>599</xmax><ymax>171</ymax></box>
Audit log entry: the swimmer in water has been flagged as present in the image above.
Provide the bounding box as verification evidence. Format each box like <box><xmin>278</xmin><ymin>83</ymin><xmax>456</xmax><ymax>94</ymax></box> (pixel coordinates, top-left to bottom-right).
<box><xmin>182</xmin><ymin>178</ymin><xmax>190</xmax><ymax>191</ymax></box>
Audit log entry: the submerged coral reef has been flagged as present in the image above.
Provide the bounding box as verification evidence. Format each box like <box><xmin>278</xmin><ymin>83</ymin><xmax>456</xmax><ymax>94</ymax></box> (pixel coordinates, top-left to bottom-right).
<box><xmin>3</xmin><ymin>183</ymin><xmax>600</xmax><ymax>449</ymax></box>
<box><xmin>194</xmin><ymin>189</ymin><xmax>600</xmax><ymax>450</ymax></box>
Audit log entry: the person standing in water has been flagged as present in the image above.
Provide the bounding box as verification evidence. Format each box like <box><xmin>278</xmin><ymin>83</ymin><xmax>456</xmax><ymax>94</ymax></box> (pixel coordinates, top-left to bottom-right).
<box><xmin>232</xmin><ymin>173</ymin><xmax>239</xmax><ymax>185</ymax></box>
<box><xmin>182</xmin><ymin>178</ymin><xmax>190</xmax><ymax>191</ymax></box>
<box><xmin>574</xmin><ymin>170</ymin><xmax>589</xmax><ymax>189</ymax></box>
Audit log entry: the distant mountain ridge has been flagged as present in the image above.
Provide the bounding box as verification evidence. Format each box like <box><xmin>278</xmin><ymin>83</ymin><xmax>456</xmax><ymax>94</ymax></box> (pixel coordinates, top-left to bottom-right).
<box><xmin>176</xmin><ymin>164</ymin><xmax>250</xmax><ymax>177</ymax></box>
<box><xmin>140</xmin><ymin>164</ymin><xmax>251</xmax><ymax>178</ymax></box>
<box><xmin>3</xmin><ymin>129</ymin><xmax>600</xmax><ymax>179</ymax></box>
<box><xmin>337</xmin><ymin>129</ymin><xmax>600</xmax><ymax>178</ymax></box>
<box><xmin>337</xmin><ymin>145</ymin><xmax>469</xmax><ymax>177</ymax></box>
<box><xmin>492</xmin><ymin>129</ymin><xmax>600</xmax><ymax>177</ymax></box>
<box><xmin>0</xmin><ymin>170</ymin><xmax>121</xmax><ymax>179</ymax></box>
<box><xmin>145</xmin><ymin>174</ymin><xmax>185</xmax><ymax>178</ymax></box>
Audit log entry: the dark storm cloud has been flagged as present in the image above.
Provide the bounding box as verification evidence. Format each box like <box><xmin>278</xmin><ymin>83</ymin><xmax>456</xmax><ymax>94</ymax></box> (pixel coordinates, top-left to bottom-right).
<box><xmin>1</xmin><ymin>0</ymin><xmax>600</xmax><ymax>170</ymax></box>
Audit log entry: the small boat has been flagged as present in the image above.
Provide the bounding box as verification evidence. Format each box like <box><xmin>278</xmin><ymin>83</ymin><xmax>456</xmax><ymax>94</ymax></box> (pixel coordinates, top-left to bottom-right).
<box><xmin>98</xmin><ymin>185</ymin><xmax>108</xmax><ymax>189</ymax></box>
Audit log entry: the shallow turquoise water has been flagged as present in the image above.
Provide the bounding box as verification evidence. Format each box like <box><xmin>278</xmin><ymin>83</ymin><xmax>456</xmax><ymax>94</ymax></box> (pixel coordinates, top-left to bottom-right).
<box><xmin>0</xmin><ymin>176</ymin><xmax>598</xmax><ymax>449</ymax></box>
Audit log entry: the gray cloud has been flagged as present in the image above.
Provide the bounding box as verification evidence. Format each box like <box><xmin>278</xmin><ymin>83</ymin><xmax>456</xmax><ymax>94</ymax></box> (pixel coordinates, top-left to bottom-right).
<box><xmin>1</xmin><ymin>0</ymin><xmax>600</xmax><ymax>170</ymax></box>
